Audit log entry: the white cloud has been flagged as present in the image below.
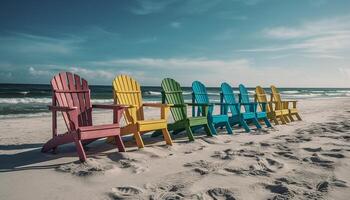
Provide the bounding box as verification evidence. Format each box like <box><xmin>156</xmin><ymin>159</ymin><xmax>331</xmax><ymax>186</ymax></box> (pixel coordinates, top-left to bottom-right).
<box><xmin>130</xmin><ymin>0</ymin><xmax>176</xmax><ymax>15</ymax></box>
<box><xmin>170</xmin><ymin>22</ymin><xmax>181</xmax><ymax>28</ymax></box>
<box><xmin>0</xmin><ymin>32</ymin><xmax>83</xmax><ymax>55</ymax></box>
<box><xmin>240</xmin><ymin>15</ymin><xmax>350</xmax><ymax>58</ymax></box>
<box><xmin>29</xmin><ymin>67</ymin><xmax>52</xmax><ymax>76</ymax></box>
<box><xmin>136</xmin><ymin>37</ymin><xmax>158</xmax><ymax>44</ymax></box>
<box><xmin>69</xmin><ymin>67</ymin><xmax>115</xmax><ymax>80</ymax></box>
<box><xmin>21</xmin><ymin>57</ymin><xmax>350</xmax><ymax>87</ymax></box>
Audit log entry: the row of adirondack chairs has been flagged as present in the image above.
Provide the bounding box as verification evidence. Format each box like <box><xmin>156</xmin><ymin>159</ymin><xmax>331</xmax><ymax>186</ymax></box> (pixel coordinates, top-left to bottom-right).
<box><xmin>42</xmin><ymin>72</ymin><xmax>301</xmax><ymax>161</ymax></box>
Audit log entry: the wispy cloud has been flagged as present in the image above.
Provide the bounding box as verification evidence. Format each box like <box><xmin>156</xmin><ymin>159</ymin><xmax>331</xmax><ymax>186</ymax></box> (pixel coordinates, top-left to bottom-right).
<box><xmin>0</xmin><ymin>32</ymin><xmax>83</xmax><ymax>55</ymax></box>
<box><xmin>170</xmin><ymin>21</ymin><xmax>182</xmax><ymax>28</ymax></box>
<box><xmin>130</xmin><ymin>0</ymin><xmax>176</xmax><ymax>15</ymax></box>
<box><xmin>240</xmin><ymin>15</ymin><xmax>350</xmax><ymax>58</ymax></box>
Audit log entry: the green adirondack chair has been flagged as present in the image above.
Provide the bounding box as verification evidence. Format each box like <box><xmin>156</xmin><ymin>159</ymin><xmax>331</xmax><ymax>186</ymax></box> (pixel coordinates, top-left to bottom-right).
<box><xmin>161</xmin><ymin>78</ymin><xmax>213</xmax><ymax>141</ymax></box>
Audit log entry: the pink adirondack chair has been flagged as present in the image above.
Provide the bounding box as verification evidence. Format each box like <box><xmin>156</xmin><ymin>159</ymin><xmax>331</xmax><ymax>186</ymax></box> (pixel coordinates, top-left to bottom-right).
<box><xmin>42</xmin><ymin>72</ymin><xmax>127</xmax><ymax>162</ymax></box>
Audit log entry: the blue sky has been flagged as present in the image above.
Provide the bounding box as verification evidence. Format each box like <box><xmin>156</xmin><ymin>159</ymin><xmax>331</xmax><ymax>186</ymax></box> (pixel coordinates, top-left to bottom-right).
<box><xmin>0</xmin><ymin>0</ymin><xmax>350</xmax><ymax>87</ymax></box>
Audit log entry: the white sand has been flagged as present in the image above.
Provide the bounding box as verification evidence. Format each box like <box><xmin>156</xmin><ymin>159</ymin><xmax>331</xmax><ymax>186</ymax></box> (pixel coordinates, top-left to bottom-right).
<box><xmin>0</xmin><ymin>98</ymin><xmax>350</xmax><ymax>200</ymax></box>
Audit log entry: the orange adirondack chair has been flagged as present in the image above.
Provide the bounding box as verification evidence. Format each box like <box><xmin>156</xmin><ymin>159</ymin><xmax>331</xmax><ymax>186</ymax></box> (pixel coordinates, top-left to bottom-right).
<box><xmin>112</xmin><ymin>75</ymin><xmax>173</xmax><ymax>148</ymax></box>
<box><xmin>42</xmin><ymin>72</ymin><xmax>127</xmax><ymax>162</ymax></box>
<box><xmin>270</xmin><ymin>85</ymin><xmax>302</xmax><ymax>121</ymax></box>
<box><xmin>255</xmin><ymin>86</ymin><xmax>288</xmax><ymax>125</ymax></box>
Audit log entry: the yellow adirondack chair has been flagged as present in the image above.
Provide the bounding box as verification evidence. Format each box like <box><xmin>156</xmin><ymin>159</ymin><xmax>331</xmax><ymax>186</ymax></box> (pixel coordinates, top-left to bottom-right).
<box><xmin>270</xmin><ymin>85</ymin><xmax>302</xmax><ymax>122</ymax></box>
<box><xmin>111</xmin><ymin>75</ymin><xmax>173</xmax><ymax>148</ymax></box>
<box><xmin>255</xmin><ymin>86</ymin><xmax>289</xmax><ymax>125</ymax></box>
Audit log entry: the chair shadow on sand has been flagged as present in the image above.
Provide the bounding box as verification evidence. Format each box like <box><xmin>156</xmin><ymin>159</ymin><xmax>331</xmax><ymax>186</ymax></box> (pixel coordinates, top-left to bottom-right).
<box><xmin>0</xmin><ymin>126</ymin><xmax>266</xmax><ymax>173</ymax></box>
<box><xmin>0</xmin><ymin>131</ymin><xmax>202</xmax><ymax>173</ymax></box>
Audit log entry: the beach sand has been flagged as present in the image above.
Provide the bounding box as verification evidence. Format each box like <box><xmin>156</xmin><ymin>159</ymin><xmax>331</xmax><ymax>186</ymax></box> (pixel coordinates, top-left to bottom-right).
<box><xmin>0</xmin><ymin>98</ymin><xmax>350</xmax><ymax>200</ymax></box>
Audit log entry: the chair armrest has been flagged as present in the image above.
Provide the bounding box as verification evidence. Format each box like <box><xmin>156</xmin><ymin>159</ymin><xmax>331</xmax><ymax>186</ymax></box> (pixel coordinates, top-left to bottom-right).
<box><xmin>48</xmin><ymin>105</ymin><xmax>77</xmax><ymax>112</ymax></box>
<box><xmin>142</xmin><ymin>103</ymin><xmax>171</xmax><ymax>108</ymax></box>
<box><xmin>214</xmin><ymin>102</ymin><xmax>238</xmax><ymax>106</ymax></box>
<box><xmin>92</xmin><ymin>104</ymin><xmax>129</xmax><ymax>109</ymax></box>
<box><xmin>170</xmin><ymin>104</ymin><xmax>186</xmax><ymax>108</ymax></box>
<box><xmin>186</xmin><ymin>102</ymin><xmax>212</xmax><ymax>107</ymax></box>
<box><xmin>283</xmin><ymin>100</ymin><xmax>297</xmax><ymax>103</ymax></box>
<box><xmin>240</xmin><ymin>102</ymin><xmax>257</xmax><ymax>105</ymax></box>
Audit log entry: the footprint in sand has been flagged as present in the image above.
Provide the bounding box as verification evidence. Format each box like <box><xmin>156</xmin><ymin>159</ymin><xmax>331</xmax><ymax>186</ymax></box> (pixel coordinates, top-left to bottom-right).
<box><xmin>109</xmin><ymin>186</ymin><xmax>143</xmax><ymax>200</ymax></box>
<box><xmin>56</xmin><ymin>158</ymin><xmax>113</xmax><ymax>176</ymax></box>
<box><xmin>321</xmin><ymin>153</ymin><xmax>345</xmax><ymax>158</ymax></box>
<box><xmin>212</xmin><ymin>149</ymin><xmax>235</xmax><ymax>160</ymax></box>
<box><xmin>260</xmin><ymin>142</ymin><xmax>271</xmax><ymax>147</ymax></box>
<box><xmin>184</xmin><ymin>160</ymin><xmax>225</xmax><ymax>175</ymax></box>
<box><xmin>149</xmin><ymin>183</ymin><xmax>186</xmax><ymax>200</ymax></box>
<box><xmin>236</xmin><ymin>149</ymin><xmax>265</xmax><ymax>158</ymax></box>
<box><xmin>264</xmin><ymin>158</ymin><xmax>284</xmax><ymax>171</ymax></box>
<box><xmin>303</xmin><ymin>147</ymin><xmax>322</xmax><ymax>152</ymax></box>
<box><xmin>206</xmin><ymin>188</ymin><xmax>236</xmax><ymax>200</ymax></box>
<box><xmin>302</xmin><ymin>154</ymin><xmax>334</xmax><ymax>168</ymax></box>
<box><xmin>274</xmin><ymin>151</ymin><xmax>299</xmax><ymax>160</ymax></box>
<box><xmin>119</xmin><ymin>158</ymin><xmax>147</xmax><ymax>174</ymax></box>
<box><xmin>224</xmin><ymin>160</ymin><xmax>273</xmax><ymax>177</ymax></box>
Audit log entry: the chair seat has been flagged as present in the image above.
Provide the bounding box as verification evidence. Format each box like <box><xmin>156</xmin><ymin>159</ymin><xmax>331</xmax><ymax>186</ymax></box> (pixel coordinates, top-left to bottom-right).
<box><xmin>211</xmin><ymin>114</ymin><xmax>229</xmax><ymax>123</ymax></box>
<box><xmin>78</xmin><ymin>124</ymin><xmax>121</xmax><ymax>140</ymax></box>
<box><xmin>289</xmin><ymin>108</ymin><xmax>298</xmax><ymax>114</ymax></box>
<box><xmin>256</xmin><ymin>111</ymin><xmax>267</xmax><ymax>119</ymax></box>
<box><xmin>78</xmin><ymin>124</ymin><xmax>120</xmax><ymax>132</ymax></box>
<box><xmin>188</xmin><ymin>116</ymin><xmax>208</xmax><ymax>126</ymax></box>
<box><xmin>137</xmin><ymin>119</ymin><xmax>167</xmax><ymax>131</ymax></box>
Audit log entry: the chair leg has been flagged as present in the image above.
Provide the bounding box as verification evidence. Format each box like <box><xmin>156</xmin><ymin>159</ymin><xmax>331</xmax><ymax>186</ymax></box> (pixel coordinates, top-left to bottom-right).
<box><xmin>253</xmin><ymin>117</ymin><xmax>262</xmax><ymax>129</ymax></box>
<box><xmin>208</xmin><ymin>123</ymin><xmax>217</xmax><ymax>135</ymax></box>
<box><xmin>204</xmin><ymin>124</ymin><xmax>214</xmax><ymax>137</ymax></box>
<box><xmin>288</xmin><ymin>114</ymin><xmax>295</xmax><ymax>122</ymax></box>
<box><xmin>114</xmin><ymin>135</ymin><xmax>126</xmax><ymax>152</ymax></box>
<box><xmin>283</xmin><ymin>115</ymin><xmax>290</xmax><ymax>123</ymax></box>
<box><xmin>279</xmin><ymin>115</ymin><xmax>287</xmax><ymax>124</ymax></box>
<box><xmin>273</xmin><ymin>116</ymin><xmax>279</xmax><ymax>125</ymax></box>
<box><xmin>295</xmin><ymin>113</ymin><xmax>302</xmax><ymax>120</ymax></box>
<box><xmin>161</xmin><ymin>128</ymin><xmax>173</xmax><ymax>145</ymax></box>
<box><xmin>240</xmin><ymin>120</ymin><xmax>251</xmax><ymax>132</ymax></box>
<box><xmin>133</xmin><ymin>132</ymin><xmax>145</xmax><ymax>148</ymax></box>
<box><xmin>185</xmin><ymin>126</ymin><xmax>195</xmax><ymax>141</ymax></box>
<box><xmin>263</xmin><ymin>117</ymin><xmax>272</xmax><ymax>128</ymax></box>
<box><xmin>225</xmin><ymin>121</ymin><xmax>233</xmax><ymax>134</ymax></box>
<box><xmin>73</xmin><ymin>137</ymin><xmax>87</xmax><ymax>162</ymax></box>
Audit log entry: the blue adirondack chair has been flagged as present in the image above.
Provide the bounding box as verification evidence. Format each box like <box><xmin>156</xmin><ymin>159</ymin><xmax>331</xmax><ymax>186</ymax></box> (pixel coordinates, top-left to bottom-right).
<box><xmin>238</xmin><ymin>84</ymin><xmax>272</xmax><ymax>128</ymax></box>
<box><xmin>220</xmin><ymin>82</ymin><xmax>262</xmax><ymax>132</ymax></box>
<box><xmin>192</xmin><ymin>81</ymin><xmax>233</xmax><ymax>135</ymax></box>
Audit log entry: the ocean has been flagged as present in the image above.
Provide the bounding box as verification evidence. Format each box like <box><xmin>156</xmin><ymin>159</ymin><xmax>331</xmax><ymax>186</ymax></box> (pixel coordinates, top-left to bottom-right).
<box><xmin>0</xmin><ymin>83</ymin><xmax>349</xmax><ymax>119</ymax></box>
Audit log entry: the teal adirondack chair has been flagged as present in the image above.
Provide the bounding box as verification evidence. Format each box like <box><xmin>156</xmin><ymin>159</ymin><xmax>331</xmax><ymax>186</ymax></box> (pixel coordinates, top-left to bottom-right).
<box><xmin>192</xmin><ymin>81</ymin><xmax>233</xmax><ymax>135</ymax></box>
<box><xmin>238</xmin><ymin>84</ymin><xmax>272</xmax><ymax>128</ymax></box>
<box><xmin>161</xmin><ymin>78</ymin><xmax>213</xmax><ymax>141</ymax></box>
<box><xmin>220</xmin><ymin>82</ymin><xmax>261</xmax><ymax>132</ymax></box>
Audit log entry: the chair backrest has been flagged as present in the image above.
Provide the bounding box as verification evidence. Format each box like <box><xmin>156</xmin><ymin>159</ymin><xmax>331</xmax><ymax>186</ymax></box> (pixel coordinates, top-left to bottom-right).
<box><xmin>192</xmin><ymin>81</ymin><xmax>213</xmax><ymax>116</ymax></box>
<box><xmin>238</xmin><ymin>84</ymin><xmax>254</xmax><ymax>112</ymax></box>
<box><xmin>220</xmin><ymin>82</ymin><xmax>239</xmax><ymax>116</ymax></box>
<box><xmin>270</xmin><ymin>85</ymin><xmax>282</xmax><ymax>102</ymax></box>
<box><xmin>51</xmin><ymin>72</ymin><xmax>92</xmax><ymax>131</ymax></box>
<box><xmin>255</xmin><ymin>86</ymin><xmax>271</xmax><ymax>112</ymax></box>
<box><xmin>161</xmin><ymin>78</ymin><xmax>187</xmax><ymax>121</ymax></box>
<box><xmin>270</xmin><ymin>85</ymin><xmax>284</xmax><ymax>110</ymax></box>
<box><xmin>113</xmin><ymin>75</ymin><xmax>144</xmax><ymax>123</ymax></box>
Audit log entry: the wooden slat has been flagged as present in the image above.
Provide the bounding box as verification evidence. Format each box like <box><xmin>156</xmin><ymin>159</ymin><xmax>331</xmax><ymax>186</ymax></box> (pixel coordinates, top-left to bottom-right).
<box><xmin>52</xmin><ymin>75</ymin><xmax>70</xmax><ymax>131</ymax></box>
<box><xmin>67</xmin><ymin>73</ymin><xmax>82</xmax><ymax>126</ymax></box>
<box><xmin>74</xmin><ymin>74</ymin><xmax>88</xmax><ymax>126</ymax></box>
<box><xmin>113</xmin><ymin>75</ymin><xmax>144</xmax><ymax>123</ymax></box>
<box><xmin>161</xmin><ymin>78</ymin><xmax>186</xmax><ymax>121</ymax></box>
<box><xmin>221</xmin><ymin>82</ymin><xmax>239</xmax><ymax>116</ymax></box>
<box><xmin>82</xmin><ymin>79</ymin><xmax>92</xmax><ymax>126</ymax></box>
